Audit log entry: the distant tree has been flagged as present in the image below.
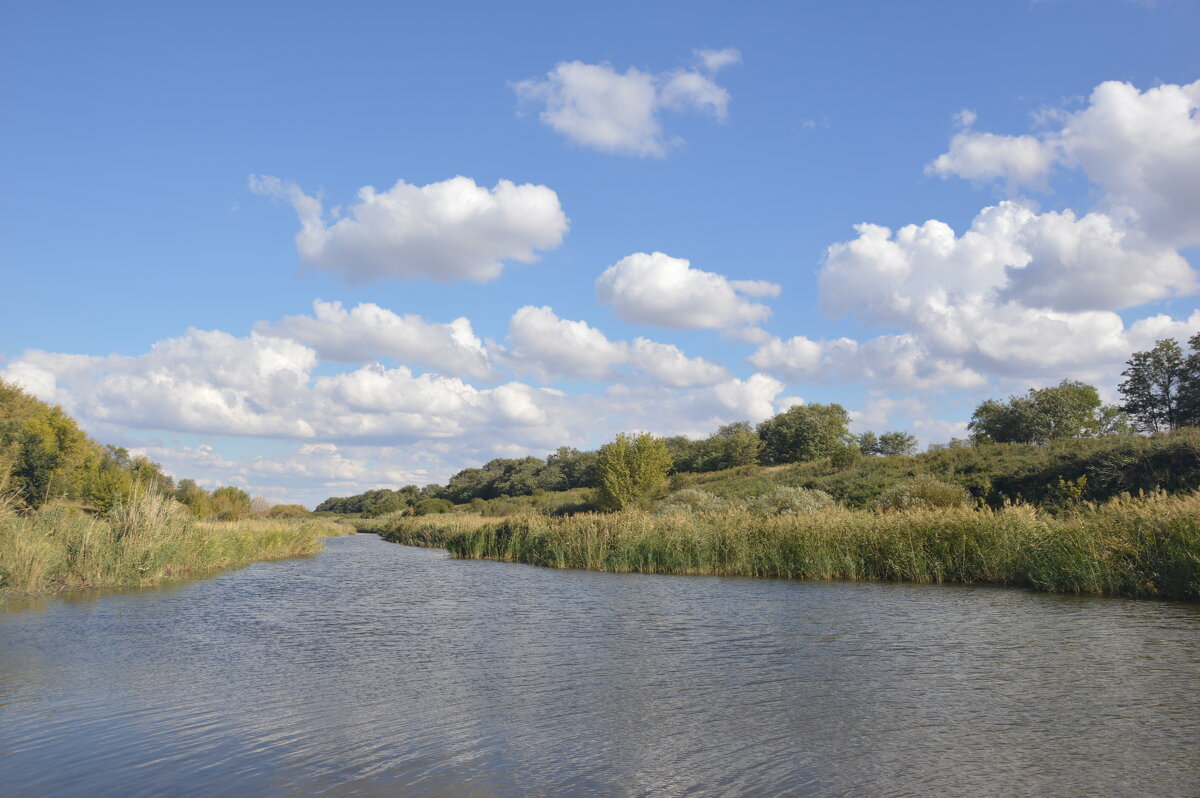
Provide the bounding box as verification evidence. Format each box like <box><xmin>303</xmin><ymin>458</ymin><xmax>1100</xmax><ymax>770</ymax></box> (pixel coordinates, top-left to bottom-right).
<box><xmin>970</xmin><ymin>380</ymin><xmax>1108</xmax><ymax>444</ymax></box>
<box><xmin>756</xmin><ymin>404</ymin><xmax>851</xmax><ymax>465</ymax></box>
<box><xmin>545</xmin><ymin>447</ymin><xmax>599</xmax><ymax>489</ymax></box>
<box><xmin>267</xmin><ymin>504</ymin><xmax>310</xmax><ymax>518</ymax></box>
<box><xmin>250</xmin><ymin>495</ymin><xmax>271</xmax><ymax>514</ymax></box>
<box><xmin>414</xmin><ymin>497</ymin><xmax>453</xmax><ymax>515</ymax></box>
<box><xmin>594</xmin><ymin>433</ymin><xmax>673</xmax><ymax>511</ymax></box>
<box><xmin>1119</xmin><ymin>338</ymin><xmax>1193</xmax><ymax>432</ymax></box>
<box><xmin>210</xmin><ymin>486</ymin><xmax>251</xmax><ymax>520</ymax></box>
<box><xmin>877</xmin><ymin>431</ymin><xmax>919</xmax><ymax>457</ymax></box>
<box><xmin>710</xmin><ymin>422</ymin><xmax>761</xmax><ymax>469</ymax></box>
<box><xmin>856</xmin><ymin>431</ymin><xmax>880</xmax><ymax>456</ymax></box>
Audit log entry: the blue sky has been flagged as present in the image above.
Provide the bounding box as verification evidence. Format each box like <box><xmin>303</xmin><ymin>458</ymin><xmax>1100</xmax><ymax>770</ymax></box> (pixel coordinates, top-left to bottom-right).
<box><xmin>3</xmin><ymin>0</ymin><xmax>1200</xmax><ymax>505</ymax></box>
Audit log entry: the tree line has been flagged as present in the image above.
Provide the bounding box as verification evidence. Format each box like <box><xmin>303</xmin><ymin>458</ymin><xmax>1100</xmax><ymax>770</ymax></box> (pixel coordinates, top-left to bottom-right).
<box><xmin>321</xmin><ymin>336</ymin><xmax>1199</xmax><ymax>515</ymax></box>
<box><xmin>1</xmin><ymin>379</ymin><xmax>277</xmax><ymax>519</ymax></box>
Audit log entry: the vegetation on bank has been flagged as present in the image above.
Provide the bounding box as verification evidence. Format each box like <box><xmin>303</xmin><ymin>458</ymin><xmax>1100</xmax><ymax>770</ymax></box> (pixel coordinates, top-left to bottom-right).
<box><xmin>0</xmin><ymin>380</ymin><xmax>354</xmax><ymax>598</ymax></box>
<box><xmin>0</xmin><ymin>490</ymin><xmax>354</xmax><ymax>597</ymax></box>
<box><xmin>373</xmin><ymin>490</ymin><xmax>1200</xmax><ymax>601</ymax></box>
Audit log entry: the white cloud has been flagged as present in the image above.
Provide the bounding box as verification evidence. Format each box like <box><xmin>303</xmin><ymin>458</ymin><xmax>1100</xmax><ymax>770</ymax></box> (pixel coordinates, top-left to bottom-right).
<box><xmin>808</xmin><ymin>203</ymin><xmax>1200</xmax><ymax>386</ymax></box>
<box><xmin>628</xmin><ymin>338</ymin><xmax>729</xmax><ymax>388</ymax></box>
<box><xmin>513</xmin><ymin>49</ymin><xmax>739</xmax><ymax>156</ymax></box>
<box><xmin>249</xmin><ymin>174</ymin><xmax>568</xmax><ymax>284</ymax></box>
<box><xmin>256</xmin><ymin>299</ymin><xmax>494</xmax><ymax>379</ymax></box>
<box><xmin>506</xmin><ymin>305</ymin><xmax>627</xmax><ymax>381</ymax></box>
<box><xmin>749</xmin><ymin>334</ymin><xmax>986</xmax><ymax>391</ymax></box>
<box><xmin>928</xmin><ymin>79</ymin><xmax>1200</xmax><ymax>247</ymax></box>
<box><xmin>848</xmin><ymin>397</ymin><xmax>925</xmax><ymax>434</ymax></box>
<box><xmin>504</xmin><ymin>305</ymin><xmax>729</xmax><ymax>387</ymax></box>
<box><xmin>927</xmin><ymin>130</ymin><xmax>1055</xmax><ymax>188</ymax></box>
<box><xmin>708</xmin><ymin>374</ymin><xmax>785</xmax><ymax>423</ymax></box>
<box><xmin>695</xmin><ymin>47</ymin><xmax>741</xmax><ymax>73</ymax></box>
<box><xmin>596</xmin><ymin>251</ymin><xmax>777</xmax><ymax>331</ymax></box>
<box><xmin>820</xmin><ymin>202</ymin><xmax>1194</xmax><ymax>319</ymax></box>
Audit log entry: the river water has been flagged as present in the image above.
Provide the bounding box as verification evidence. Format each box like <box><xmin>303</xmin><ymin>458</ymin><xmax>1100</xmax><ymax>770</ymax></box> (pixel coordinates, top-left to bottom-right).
<box><xmin>2</xmin><ymin>534</ymin><xmax>1199</xmax><ymax>797</ymax></box>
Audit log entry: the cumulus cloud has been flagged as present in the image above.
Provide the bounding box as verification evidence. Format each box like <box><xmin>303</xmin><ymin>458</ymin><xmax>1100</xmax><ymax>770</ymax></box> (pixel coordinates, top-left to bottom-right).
<box><xmin>806</xmin><ymin>202</ymin><xmax>1200</xmax><ymax>386</ymax></box>
<box><xmin>513</xmin><ymin>48</ymin><xmax>739</xmax><ymax>156</ymax></box>
<box><xmin>928</xmin><ymin>79</ymin><xmax>1200</xmax><ymax>247</ymax></box>
<box><xmin>820</xmin><ymin>202</ymin><xmax>1194</xmax><ymax>320</ymax></box>
<box><xmin>504</xmin><ymin>305</ymin><xmax>729</xmax><ymax>387</ymax></box>
<box><xmin>506</xmin><ymin>305</ymin><xmax>628</xmax><ymax>381</ymax></box>
<box><xmin>255</xmin><ymin>299</ymin><xmax>494</xmax><ymax>379</ymax></box>
<box><xmin>249</xmin><ymin>174</ymin><xmax>568</xmax><ymax>284</ymax></box>
<box><xmin>750</xmin><ymin>334</ymin><xmax>986</xmax><ymax>391</ymax></box>
<box><xmin>927</xmin><ymin>129</ymin><xmax>1055</xmax><ymax>188</ymax></box>
<box><xmin>596</xmin><ymin>251</ymin><xmax>777</xmax><ymax>332</ymax></box>
<box><xmin>628</xmin><ymin>338</ymin><xmax>729</xmax><ymax>388</ymax></box>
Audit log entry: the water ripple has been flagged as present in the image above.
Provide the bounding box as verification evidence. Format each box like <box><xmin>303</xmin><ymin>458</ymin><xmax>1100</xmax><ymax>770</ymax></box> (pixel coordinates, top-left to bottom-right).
<box><xmin>3</xmin><ymin>536</ymin><xmax>1200</xmax><ymax>796</ymax></box>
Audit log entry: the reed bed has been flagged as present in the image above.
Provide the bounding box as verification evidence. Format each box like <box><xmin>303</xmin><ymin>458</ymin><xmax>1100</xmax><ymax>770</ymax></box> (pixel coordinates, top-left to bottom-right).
<box><xmin>372</xmin><ymin>513</ymin><xmax>496</xmax><ymax>547</ymax></box>
<box><xmin>0</xmin><ymin>492</ymin><xmax>354</xmax><ymax>596</ymax></box>
<box><xmin>383</xmin><ymin>492</ymin><xmax>1200</xmax><ymax>601</ymax></box>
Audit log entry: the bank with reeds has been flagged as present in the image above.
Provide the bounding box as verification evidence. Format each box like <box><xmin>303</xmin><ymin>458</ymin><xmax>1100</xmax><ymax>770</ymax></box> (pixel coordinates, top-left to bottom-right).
<box><xmin>379</xmin><ymin>491</ymin><xmax>1200</xmax><ymax>601</ymax></box>
<box><xmin>0</xmin><ymin>492</ymin><xmax>355</xmax><ymax>597</ymax></box>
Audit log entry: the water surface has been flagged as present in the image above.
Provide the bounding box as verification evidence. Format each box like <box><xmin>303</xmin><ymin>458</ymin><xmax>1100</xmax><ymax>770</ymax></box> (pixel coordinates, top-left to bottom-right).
<box><xmin>2</xmin><ymin>534</ymin><xmax>1199</xmax><ymax>796</ymax></box>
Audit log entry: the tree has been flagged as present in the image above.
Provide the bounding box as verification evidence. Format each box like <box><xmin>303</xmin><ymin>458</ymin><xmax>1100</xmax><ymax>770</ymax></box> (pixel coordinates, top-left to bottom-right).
<box><xmin>856</xmin><ymin>431</ymin><xmax>880</xmax><ymax>456</ymax></box>
<box><xmin>969</xmin><ymin>380</ymin><xmax>1108</xmax><ymax>444</ymax></box>
<box><xmin>594</xmin><ymin>433</ymin><xmax>673</xmax><ymax>511</ymax></box>
<box><xmin>756</xmin><ymin>404</ymin><xmax>851</xmax><ymax>465</ymax></box>
<box><xmin>877</xmin><ymin>431</ymin><xmax>918</xmax><ymax>456</ymax></box>
<box><xmin>711</xmin><ymin>422</ymin><xmax>761</xmax><ymax>469</ymax></box>
<box><xmin>1119</xmin><ymin>338</ymin><xmax>1194</xmax><ymax>432</ymax></box>
<box><xmin>210</xmin><ymin>486</ymin><xmax>251</xmax><ymax>520</ymax></box>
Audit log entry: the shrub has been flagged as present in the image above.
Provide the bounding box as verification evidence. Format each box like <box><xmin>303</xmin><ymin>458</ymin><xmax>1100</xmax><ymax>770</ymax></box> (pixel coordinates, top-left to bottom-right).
<box><xmin>747</xmin><ymin>486</ymin><xmax>836</xmax><ymax>515</ymax></box>
<box><xmin>657</xmin><ymin>488</ymin><xmax>728</xmax><ymax>514</ymax></box>
<box><xmin>874</xmin><ymin>475</ymin><xmax>971</xmax><ymax>511</ymax></box>
<box><xmin>414</xmin><ymin>498</ymin><xmax>454</xmax><ymax>515</ymax></box>
<box><xmin>829</xmin><ymin>445</ymin><xmax>862</xmax><ymax>470</ymax></box>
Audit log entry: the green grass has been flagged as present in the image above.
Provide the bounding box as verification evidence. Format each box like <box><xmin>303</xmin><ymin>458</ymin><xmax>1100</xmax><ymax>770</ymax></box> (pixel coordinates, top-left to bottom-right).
<box><xmin>378</xmin><ymin>491</ymin><xmax>1200</xmax><ymax>601</ymax></box>
<box><xmin>0</xmin><ymin>491</ymin><xmax>355</xmax><ymax>597</ymax></box>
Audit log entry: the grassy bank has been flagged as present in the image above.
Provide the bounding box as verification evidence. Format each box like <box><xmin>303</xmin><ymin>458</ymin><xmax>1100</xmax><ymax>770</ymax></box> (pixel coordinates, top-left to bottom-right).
<box><xmin>0</xmin><ymin>492</ymin><xmax>354</xmax><ymax>597</ymax></box>
<box><xmin>380</xmin><ymin>491</ymin><xmax>1200</xmax><ymax>601</ymax></box>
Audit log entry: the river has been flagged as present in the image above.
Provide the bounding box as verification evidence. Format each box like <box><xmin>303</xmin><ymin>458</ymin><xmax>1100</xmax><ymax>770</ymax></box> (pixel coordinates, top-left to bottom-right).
<box><xmin>2</xmin><ymin>534</ymin><xmax>1199</xmax><ymax>796</ymax></box>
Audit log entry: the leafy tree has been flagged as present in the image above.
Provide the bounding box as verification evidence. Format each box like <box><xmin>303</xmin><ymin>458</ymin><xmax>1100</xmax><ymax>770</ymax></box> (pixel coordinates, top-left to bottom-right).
<box><xmin>210</xmin><ymin>486</ymin><xmax>251</xmax><ymax>520</ymax></box>
<box><xmin>877</xmin><ymin>431</ymin><xmax>919</xmax><ymax>457</ymax></box>
<box><xmin>756</xmin><ymin>404</ymin><xmax>851</xmax><ymax>465</ymax></box>
<box><xmin>856</xmin><ymin>431</ymin><xmax>880</xmax><ymax>456</ymax></box>
<box><xmin>594</xmin><ymin>433</ymin><xmax>673</xmax><ymax>511</ymax></box>
<box><xmin>710</xmin><ymin>422</ymin><xmax>761</xmax><ymax>469</ymax></box>
<box><xmin>970</xmin><ymin>380</ymin><xmax>1109</xmax><ymax>444</ymax></box>
<box><xmin>1119</xmin><ymin>338</ymin><xmax>1193</xmax><ymax>432</ymax></box>
<box><xmin>267</xmin><ymin>504</ymin><xmax>310</xmax><ymax>518</ymax></box>
<box><xmin>414</xmin><ymin>497</ymin><xmax>453</xmax><ymax>515</ymax></box>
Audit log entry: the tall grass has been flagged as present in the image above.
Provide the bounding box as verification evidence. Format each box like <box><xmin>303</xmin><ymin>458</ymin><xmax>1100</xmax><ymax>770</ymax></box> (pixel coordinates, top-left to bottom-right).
<box><xmin>383</xmin><ymin>491</ymin><xmax>1200</xmax><ymax>601</ymax></box>
<box><xmin>0</xmin><ymin>491</ymin><xmax>354</xmax><ymax>596</ymax></box>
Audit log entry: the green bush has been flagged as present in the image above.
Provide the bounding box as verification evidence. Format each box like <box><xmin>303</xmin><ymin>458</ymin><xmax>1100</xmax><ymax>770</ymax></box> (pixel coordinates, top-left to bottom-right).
<box><xmin>657</xmin><ymin>488</ymin><xmax>728</xmax><ymax>514</ymax></box>
<box><xmin>747</xmin><ymin>486</ymin><xmax>837</xmax><ymax>515</ymax></box>
<box><xmin>874</xmin><ymin>475</ymin><xmax>971</xmax><ymax>511</ymax></box>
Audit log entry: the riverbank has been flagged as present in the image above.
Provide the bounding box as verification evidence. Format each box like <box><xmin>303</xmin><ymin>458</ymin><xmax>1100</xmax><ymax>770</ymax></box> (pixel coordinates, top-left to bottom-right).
<box><xmin>377</xmin><ymin>491</ymin><xmax>1200</xmax><ymax>601</ymax></box>
<box><xmin>0</xmin><ymin>492</ymin><xmax>354</xmax><ymax>597</ymax></box>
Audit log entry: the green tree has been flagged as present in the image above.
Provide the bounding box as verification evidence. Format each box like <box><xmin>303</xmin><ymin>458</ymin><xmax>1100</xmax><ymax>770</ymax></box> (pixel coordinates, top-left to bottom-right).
<box><xmin>756</xmin><ymin>404</ymin><xmax>851</xmax><ymax>465</ymax></box>
<box><xmin>970</xmin><ymin>380</ymin><xmax>1106</xmax><ymax>444</ymax></box>
<box><xmin>1119</xmin><ymin>338</ymin><xmax>1193</xmax><ymax>432</ymax></box>
<box><xmin>877</xmin><ymin>431</ymin><xmax>919</xmax><ymax>456</ymax></box>
<box><xmin>710</xmin><ymin>422</ymin><xmax>761</xmax><ymax>469</ymax></box>
<box><xmin>210</xmin><ymin>486</ymin><xmax>251</xmax><ymax>520</ymax></box>
<box><xmin>856</xmin><ymin>431</ymin><xmax>880</xmax><ymax>456</ymax></box>
<box><xmin>594</xmin><ymin>433</ymin><xmax>673</xmax><ymax>511</ymax></box>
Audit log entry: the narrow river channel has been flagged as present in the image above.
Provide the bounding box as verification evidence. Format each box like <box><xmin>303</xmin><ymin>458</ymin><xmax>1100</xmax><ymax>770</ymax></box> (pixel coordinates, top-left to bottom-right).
<box><xmin>2</xmin><ymin>534</ymin><xmax>1199</xmax><ymax>796</ymax></box>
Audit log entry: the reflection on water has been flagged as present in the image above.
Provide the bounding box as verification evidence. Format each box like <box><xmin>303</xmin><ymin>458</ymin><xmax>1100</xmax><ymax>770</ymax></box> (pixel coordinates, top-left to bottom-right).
<box><xmin>2</xmin><ymin>535</ymin><xmax>1199</xmax><ymax>797</ymax></box>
